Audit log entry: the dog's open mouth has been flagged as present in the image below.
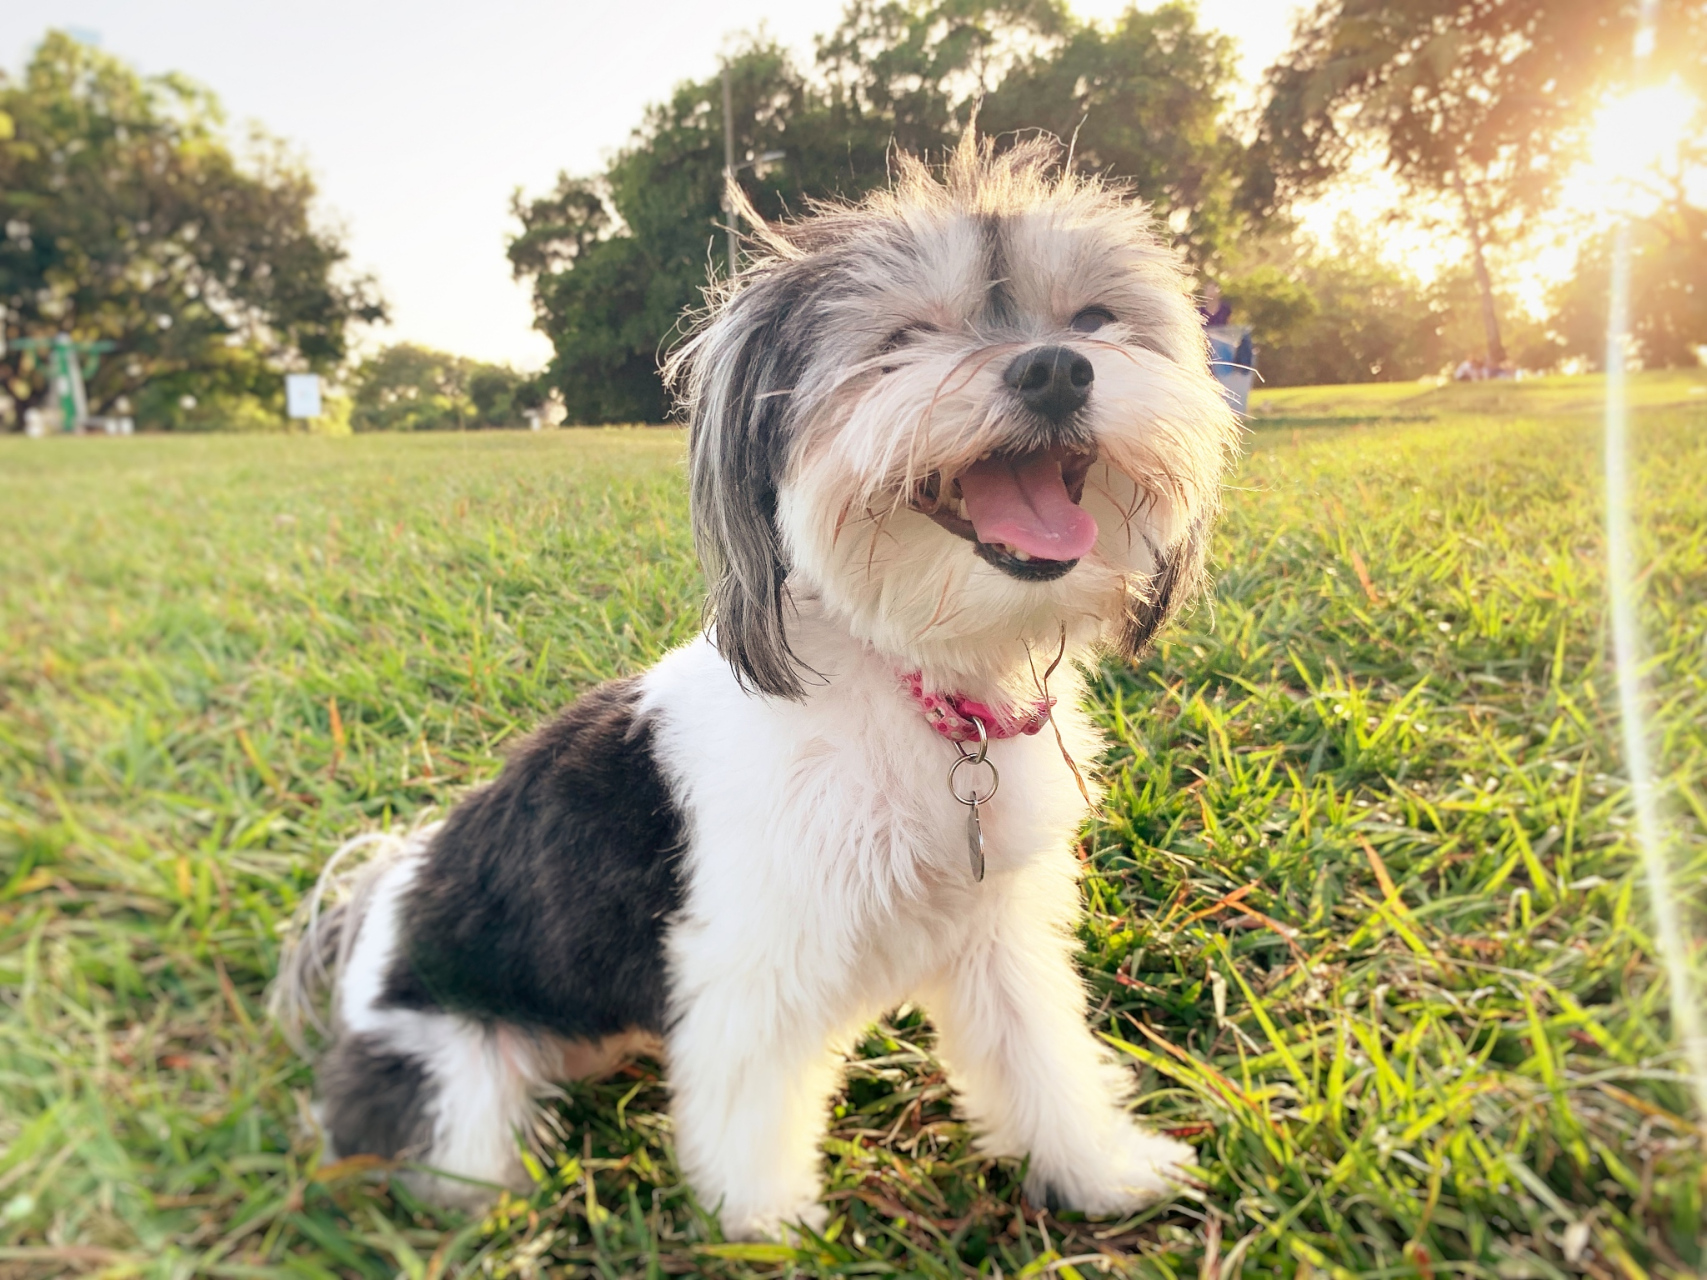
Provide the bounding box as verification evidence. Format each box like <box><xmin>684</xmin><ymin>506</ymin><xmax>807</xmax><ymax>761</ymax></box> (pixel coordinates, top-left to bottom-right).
<box><xmin>909</xmin><ymin>447</ymin><xmax>1098</xmax><ymax>582</ymax></box>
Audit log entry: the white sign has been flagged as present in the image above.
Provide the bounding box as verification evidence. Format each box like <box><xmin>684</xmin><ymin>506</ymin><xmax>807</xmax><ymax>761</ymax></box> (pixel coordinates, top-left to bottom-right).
<box><xmin>285</xmin><ymin>373</ymin><xmax>323</xmax><ymax>419</ymax></box>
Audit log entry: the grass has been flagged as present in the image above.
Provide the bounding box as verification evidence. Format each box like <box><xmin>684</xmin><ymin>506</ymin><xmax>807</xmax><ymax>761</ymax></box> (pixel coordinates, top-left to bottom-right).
<box><xmin>1</xmin><ymin>370</ymin><xmax>1704</xmax><ymax>1278</ymax></box>
<box><xmin>1246</xmin><ymin>368</ymin><xmax>1707</xmax><ymax>425</ymax></box>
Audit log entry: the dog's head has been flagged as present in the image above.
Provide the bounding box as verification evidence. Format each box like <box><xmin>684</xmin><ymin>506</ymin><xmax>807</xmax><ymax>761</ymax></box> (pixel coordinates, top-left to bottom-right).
<box><xmin>668</xmin><ymin>133</ymin><xmax>1240</xmax><ymax>698</ymax></box>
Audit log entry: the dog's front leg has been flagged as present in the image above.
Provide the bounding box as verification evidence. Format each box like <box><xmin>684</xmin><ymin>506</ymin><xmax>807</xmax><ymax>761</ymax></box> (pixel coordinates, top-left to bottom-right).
<box><xmin>666</xmin><ymin>964</ymin><xmax>842</xmax><ymax>1241</ymax></box>
<box><xmin>921</xmin><ymin>873</ymin><xmax>1194</xmax><ymax>1215</ymax></box>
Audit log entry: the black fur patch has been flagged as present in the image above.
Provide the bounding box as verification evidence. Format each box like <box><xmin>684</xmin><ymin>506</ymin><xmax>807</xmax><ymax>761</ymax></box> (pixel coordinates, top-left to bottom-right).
<box><xmin>1118</xmin><ymin>525</ymin><xmax>1202</xmax><ymax>659</ymax></box>
<box><xmin>383</xmin><ymin>677</ymin><xmax>686</xmax><ymax>1040</ymax></box>
<box><xmin>319</xmin><ymin>1034</ymin><xmax>435</xmax><ymax>1159</ymax></box>
<box><xmin>687</xmin><ymin>262</ymin><xmax>820</xmax><ymax>700</ymax></box>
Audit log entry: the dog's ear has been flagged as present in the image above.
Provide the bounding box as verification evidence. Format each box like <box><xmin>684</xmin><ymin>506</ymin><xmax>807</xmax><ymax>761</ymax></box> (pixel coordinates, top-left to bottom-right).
<box><xmin>671</xmin><ymin>268</ymin><xmax>812</xmax><ymax>700</ymax></box>
<box><xmin>1116</xmin><ymin>523</ymin><xmax>1207</xmax><ymax>662</ymax></box>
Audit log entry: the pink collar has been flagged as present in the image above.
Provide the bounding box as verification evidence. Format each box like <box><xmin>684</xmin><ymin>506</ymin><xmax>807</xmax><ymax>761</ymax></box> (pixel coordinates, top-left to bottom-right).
<box><xmin>902</xmin><ymin>670</ymin><xmax>1055</xmax><ymax>743</ymax></box>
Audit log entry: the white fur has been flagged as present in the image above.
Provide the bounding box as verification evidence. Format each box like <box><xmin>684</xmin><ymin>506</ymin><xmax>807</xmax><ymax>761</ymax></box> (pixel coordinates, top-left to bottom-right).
<box><xmin>643</xmin><ymin>609</ymin><xmax>1192</xmax><ymax>1237</ymax></box>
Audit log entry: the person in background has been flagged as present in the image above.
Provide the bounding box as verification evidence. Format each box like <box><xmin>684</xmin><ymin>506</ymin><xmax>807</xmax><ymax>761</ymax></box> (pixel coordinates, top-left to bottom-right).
<box><xmin>1233</xmin><ymin>329</ymin><xmax>1253</xmax><ymax>373</ymax></box>
<box><xmin>1198</xmin><ymin>280</ymin><xmax>1232</xmax><ymax>328</ymax></box>
<box><xmin>1199</xmin><ymin>280</ymin><xmax>1253</xmax><ymax>414</ymax></box>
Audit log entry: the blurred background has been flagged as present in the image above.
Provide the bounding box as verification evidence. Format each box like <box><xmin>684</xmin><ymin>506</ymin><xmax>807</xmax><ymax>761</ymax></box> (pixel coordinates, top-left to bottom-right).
<box><xmin>1</xmin><ymin>0</ymin><xmax>1703</xmax><ymax>434</ymax></box>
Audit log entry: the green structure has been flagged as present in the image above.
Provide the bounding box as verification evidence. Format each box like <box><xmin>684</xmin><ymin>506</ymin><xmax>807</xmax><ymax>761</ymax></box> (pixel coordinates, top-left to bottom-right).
<box><xmin>8</xmin><ymin>333</ymin><xmax>117</xmax><ymax>433</ymax></box>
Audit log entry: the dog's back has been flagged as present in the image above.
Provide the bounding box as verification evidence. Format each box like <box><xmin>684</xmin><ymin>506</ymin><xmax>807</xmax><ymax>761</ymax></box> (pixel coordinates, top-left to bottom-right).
<box><xmin>272</xmin><ymin>676</ymin><xmax>682</xmax><ymax>1202</ymax></box>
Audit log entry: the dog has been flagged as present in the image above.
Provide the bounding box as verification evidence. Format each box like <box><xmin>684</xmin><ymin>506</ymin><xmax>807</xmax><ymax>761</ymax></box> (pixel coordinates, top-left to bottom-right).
<box><xmin>272</xmin><ymin>132</ymin><xmax>1239</xmax><ymax>1240</ymax></box>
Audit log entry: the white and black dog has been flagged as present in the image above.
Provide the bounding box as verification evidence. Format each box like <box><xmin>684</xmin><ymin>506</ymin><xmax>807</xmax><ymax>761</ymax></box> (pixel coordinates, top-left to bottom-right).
<box><xmin>273</xmin><ymin>133</ymin><xmax>1239</xmax><ymax>1240</ymax></box>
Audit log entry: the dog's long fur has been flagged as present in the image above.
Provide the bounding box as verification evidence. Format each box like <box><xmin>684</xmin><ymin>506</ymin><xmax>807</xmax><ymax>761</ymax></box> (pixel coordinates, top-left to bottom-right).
<box><xmin>273</xmin><ymin>133</ymin><xmax>1240</xmax><ymax>1239</ymax></box>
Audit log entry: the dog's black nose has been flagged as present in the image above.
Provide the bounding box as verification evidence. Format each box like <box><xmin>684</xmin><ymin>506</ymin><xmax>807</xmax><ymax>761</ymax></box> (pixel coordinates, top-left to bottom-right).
<box><xmin>1003</xmin><ymin>345</ymin><xmax>1094</xmax><ymax>421</ymax></box>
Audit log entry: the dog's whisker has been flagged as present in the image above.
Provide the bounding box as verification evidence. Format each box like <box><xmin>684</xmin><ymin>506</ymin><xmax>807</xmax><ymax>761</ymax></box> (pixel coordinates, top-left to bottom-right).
<box><xmin>911</xmin><ymin>568</ymin><xmax>961</xmax><ymax>640</ymax></box>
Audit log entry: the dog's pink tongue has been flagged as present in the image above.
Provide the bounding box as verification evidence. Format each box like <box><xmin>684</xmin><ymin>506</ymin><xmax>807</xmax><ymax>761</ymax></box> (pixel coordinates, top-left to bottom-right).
<box><xmin>957</xmin><ymin>454</ymin><xmax>1099</xmax><ymax>561</ymax></box>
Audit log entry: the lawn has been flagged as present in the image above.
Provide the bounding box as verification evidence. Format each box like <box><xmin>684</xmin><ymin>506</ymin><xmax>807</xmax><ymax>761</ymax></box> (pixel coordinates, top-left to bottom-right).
<box><xmin>2</xmin><ymin>372</ymin><xmax>1705</xmax><ymax>1279</ymax></box>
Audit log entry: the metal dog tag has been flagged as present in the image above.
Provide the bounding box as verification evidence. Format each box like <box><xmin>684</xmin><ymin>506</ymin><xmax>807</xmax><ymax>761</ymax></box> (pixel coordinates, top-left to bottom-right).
<box><xmin>949</xmin><ymin>718</ymin><xmax>998</xmax><ymax>884</ymax></box>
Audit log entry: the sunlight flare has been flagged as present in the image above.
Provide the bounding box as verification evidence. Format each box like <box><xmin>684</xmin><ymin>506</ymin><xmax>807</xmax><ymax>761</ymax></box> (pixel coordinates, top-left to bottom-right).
<box><xmin>1588</xmin><ymin>78</ymin><xmax>1700</xmax><ymax>191</ymax></box>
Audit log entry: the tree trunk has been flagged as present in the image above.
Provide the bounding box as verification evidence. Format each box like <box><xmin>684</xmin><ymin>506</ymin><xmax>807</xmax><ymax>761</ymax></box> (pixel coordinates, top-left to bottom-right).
<box><xmin>1452</xmin><ymin>167</ymin><xmax>1506</xmax><ymax>366</ymax></box>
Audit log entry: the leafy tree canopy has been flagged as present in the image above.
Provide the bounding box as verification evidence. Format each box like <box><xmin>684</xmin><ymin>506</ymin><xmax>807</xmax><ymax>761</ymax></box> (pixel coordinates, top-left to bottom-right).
<box><xmin>0</xmin><ymin>32</ymin><xmax>384</xmax><ymax>430</ymax></box>
<box><xmin>816</xmin><ymin>0</ymin><xmax>1070</xmax><ymax>153</ymax></box>
<box><xmin>349</xmin><ymin>342</ymin><xmax>541</xmax><ymax>432</ymax></box>
<box><xmin>511</xmin><ymin>0</ymin><xmax>1249</xmax><ymax>423</ymax></box>
<box><xmin>1251</xmin><ymin>1</ymin><xmax>1646</xmax><ymax>217</ymax></box>
<box><xmin>978</xmin><ymin>2</ymin><xmax>1241</xmax><ymax>265</ymax></box>
<box><xmin>1223</xmin><ymin>219</ymin><xmax>1554</xmax><ymax>387</ymax></box>
<box><xmin>1245</xmin><ymin>0</ymin><xmax>1706</xmax><ymax>366</ymax></box>
<box><xmin>1552</xmin><ymin>59</ymin><xmax>1707</xmax><ymax>371</ymax></box>
<box><xmin>1553</xmin><ymin>202</ymin><xmax>1707</xmax><ymax>370</ymax></box>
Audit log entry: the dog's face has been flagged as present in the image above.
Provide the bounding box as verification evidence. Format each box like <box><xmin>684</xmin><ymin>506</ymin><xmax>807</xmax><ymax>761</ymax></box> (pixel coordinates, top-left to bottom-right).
<box><xmin>672</xmin><ymin>136</ymin><xmax>1239</xmax><ymax>697</ymax></box>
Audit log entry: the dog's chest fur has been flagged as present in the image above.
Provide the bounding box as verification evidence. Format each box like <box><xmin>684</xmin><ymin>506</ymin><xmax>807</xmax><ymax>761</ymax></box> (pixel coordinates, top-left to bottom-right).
<box><xmin>644</xmin><ymin>628</ymin><xmax>1095</xmax><ymax>1014</ymax></box>
<box><xmin>384</xmin><ymin>626</ymin><xmax>1095</xmax><ymax>1048</ymax></box>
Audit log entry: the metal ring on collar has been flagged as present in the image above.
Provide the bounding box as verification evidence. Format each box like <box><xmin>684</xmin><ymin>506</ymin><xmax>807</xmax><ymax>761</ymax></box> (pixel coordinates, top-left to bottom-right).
<box><xmin>949</xmin><ymin>752</ymin><xmax>1000</xmax><ymax>807</ymax></box>
<box><xmin>955</xmin><ymin>715</ymin><xmax>990</xmax><ymax>764</ymax></box>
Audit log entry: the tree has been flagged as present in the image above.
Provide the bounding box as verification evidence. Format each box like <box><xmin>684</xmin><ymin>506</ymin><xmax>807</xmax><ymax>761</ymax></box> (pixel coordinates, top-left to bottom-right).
<box><xmin>1223</xmin><ymin>228</ymin><xmax>1445</xmax><ymax>385</ymax></box>
<box><xmin>513</xmin><ymin>2</ymin><xmax>1251</xmax><ymax>422</ymax></box>
<box><xmin>816</xmin><ymin>0</ymin><xmax>1070</xmax><ymax>154</ymax></box>
<box><xmin>1551</xmin><ymin>74</ymin><xmax>1707</xmax><ymax>371</ymax></box>
<box><xmin>510</xmin><ymin>42</ymin><xmax>821</xmax><ymax>424</ymax></box>
<box><xmin>1245</xmin><ymin>0</ymin><xmax>1696</xmax><ymax>368</ymax></box>
<box><xmin>0</xmin><ymin>32</ymin><xmax>383</xmax><ymax>430</ymax></box>
<box><xmin>468</xmin><ymin>363</ymin><xmax>542</xmax><ymax>426</ymax></box>
<box><xmin>349</xmin><ymin>343</ymin><xmax>538</xmax><ymax>432</ymax></box>
<box><xmin>978</xmin><ymin>1</ymin><xmax>1242</xmax><ymax>266</ymax></box>
<box><xmin>1553</xmin><ymin>205</ymin><xmax>1707</xmax><ymax>370</ymax></box>
<box><xmin>1216</xmin><ymin>212</ymin><xmax>1572</xmax><ymax>386</ymax></box>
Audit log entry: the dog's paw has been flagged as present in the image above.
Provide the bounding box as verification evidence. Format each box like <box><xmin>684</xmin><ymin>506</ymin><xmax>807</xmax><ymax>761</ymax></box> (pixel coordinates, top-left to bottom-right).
<box><xmin>1029</xmin><ymin>1125</ymin><xmax>1196</xmax><ymax>1217</ymax></box>
<box><xmin>721</xmin><ymin>1199</ymin><xmax>829</xmax><ymax>1243</ymax></box>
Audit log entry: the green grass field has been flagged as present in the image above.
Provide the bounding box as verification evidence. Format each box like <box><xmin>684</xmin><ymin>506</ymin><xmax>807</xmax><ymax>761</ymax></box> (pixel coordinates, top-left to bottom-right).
<box><xmin>2</xmin><ymin>372</ymin><xmax>1705</xmax><ymax>1279</ymax></box>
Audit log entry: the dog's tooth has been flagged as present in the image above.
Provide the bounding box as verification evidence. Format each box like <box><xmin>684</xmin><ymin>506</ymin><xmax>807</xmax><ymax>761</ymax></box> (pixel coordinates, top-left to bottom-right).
<box><xmin>1013</xmin><ymin>549</ymin><xmax>1032</xmax><ymax>562</ymax></box>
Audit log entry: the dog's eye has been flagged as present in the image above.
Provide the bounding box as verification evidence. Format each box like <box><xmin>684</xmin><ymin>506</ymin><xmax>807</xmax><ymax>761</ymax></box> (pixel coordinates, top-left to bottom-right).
<box><xmin>878</xmin><ymin>324</ymin><xmax>932</xmax><ymax>354</ymax></box>
<box><xmin>877</xmin><ymin>324</ymin><xmax>936</xmax><ymax>373</ymax></box>
<box><xmin>1069</xmin><ymin>308</ymin><xmax>1114</xmax><ymax>334</ymax></box>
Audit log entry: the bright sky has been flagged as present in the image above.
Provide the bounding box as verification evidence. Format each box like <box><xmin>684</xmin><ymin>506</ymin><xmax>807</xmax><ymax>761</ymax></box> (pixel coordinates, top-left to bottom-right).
<box><xmin>2</xmin><ymin>1</ymin><xmax>1300</xmax><ymax>370</ymax></box>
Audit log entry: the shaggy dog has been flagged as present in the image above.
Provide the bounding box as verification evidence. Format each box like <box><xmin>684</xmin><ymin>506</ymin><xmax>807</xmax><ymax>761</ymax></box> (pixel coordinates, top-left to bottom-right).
<box><xmin>273</xmin><ymin>133</ymin><xmax>1239</xmax><ymax>1240</ymax></box>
